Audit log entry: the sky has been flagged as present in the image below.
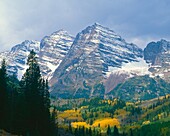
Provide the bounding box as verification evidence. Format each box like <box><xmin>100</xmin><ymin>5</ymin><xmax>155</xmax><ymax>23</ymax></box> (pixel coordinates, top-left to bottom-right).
<box><xmin>0</xmin><ymin>0</ymin><xmax>170</xmax><ymax>51</ymax></box>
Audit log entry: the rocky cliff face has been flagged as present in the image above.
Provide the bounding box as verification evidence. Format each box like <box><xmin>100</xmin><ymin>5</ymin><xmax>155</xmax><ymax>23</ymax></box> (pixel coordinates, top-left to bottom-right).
<box><xmin>38</xmin><ymin>30</ymin><xmax>74</xmax><ymax>79</ymax></box>
<box><xmin>0</xmin><ymin>40</ymin><xmax>40</xmax><ymax>79</ymax></box>
<box><xmin>144</xmin><ymin>39</ymin><xmax>170</xmax><ymax>81</ymax></box>
<box><xmin>1</xmin><ymin>23</ymin><xmax>170</xmax><ymax>99</ymax></box>
<box><xmin>0</xmin><ymin>30</ymin><xmax>74</xmax><ymax>79</ymax></box>
<box><xmin>50</xmin><ymin>23</ymin><xmax>144</xmax><ymax>98</ymax></box>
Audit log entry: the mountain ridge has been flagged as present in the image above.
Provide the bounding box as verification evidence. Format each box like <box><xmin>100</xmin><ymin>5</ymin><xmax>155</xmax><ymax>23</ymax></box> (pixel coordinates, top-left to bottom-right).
<box><xmin>50</xmin><ymin>23</ymin><xmax>145</xmax><ymax>98</ymax></box>
<box><xmin>0</xmin><ymin>23</ymin><xmax>170</xmax><ymax>99</ymax></box>
<box><xmin>0</xmin><ymin>30</ymin><xmax>74</xmax><ymax>79</ymax></box>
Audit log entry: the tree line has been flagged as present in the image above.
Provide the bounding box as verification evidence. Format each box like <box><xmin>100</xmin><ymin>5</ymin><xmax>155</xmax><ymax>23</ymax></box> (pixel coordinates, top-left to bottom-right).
<box><xmin>0</xmin><ymin>50</ymin><xmax>57</xmax><ymax>136</ymax></box>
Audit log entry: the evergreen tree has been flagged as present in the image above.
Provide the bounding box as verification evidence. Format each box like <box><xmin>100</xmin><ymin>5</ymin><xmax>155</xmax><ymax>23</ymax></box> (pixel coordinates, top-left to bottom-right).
<box><xmin>113</xmin><ymin>125</ymin><xmax>119</xmax><ymax>136</ymax></box>
<box><xmin>50</xmin><ymin>107</ymin><xmax>57</xmax><ymax>136</ymax></box>
<box><xmin>89</xmin><ymin>119</ymin><xmax>93</xmax><ymax>125</ymax></box>
<box><xmin>85</xmin><ymin>128</ymin><xmax>89</xmax><ymax>135</ymax></box>
<box><xmin>75</xmin><ymin>128</ymin><xmax>78</xmax><ymax>136</ymax></box>
<box><xmin>130</xmin><ymin>128</ymin><xmax>133</xmax><ymax>136</ymax></box>
<box><xmin>20</xmin><ymin>50</ymin><xmax>51</xmax><ymax>135</ymax></box>
<box><xmin>68</xmin><ymin>122</ymin><xmax>72</xmax><ymax>134</ymax></box>
<box><xmin>0</xmin><ymin>59</ymin><xmax>8</xmax><ymax>129</ymax></box>
<box><xmin>93</xmin><ymin>127</ymin><xmax>96</xmax><ymax>136</ymax></box>
<box><xmin>107</xmin><ymin>125</ymin><xmax>111</xmax><ymax>136</ymax></box>
<box><xmin>44</xmin><ymin>79</ymin><xmax>50</xmax><ymax>110</ymax></box>
<box><xmin>122</xmin><ymin>131</ymin><xmax>127</xmax><ymax>136</ymax></box>
<box><xmin>89</xmin><ymin>127</ymin><xmax>92</xmax><ymax>136</ymax></box>
<box><xmin>82</xmin><ymin>126</ymin><xmax>85</xmax><ymax>136</ymax></box>
<box><xmin>7</xmin><ymin>75</ymin><xmax>20</xmax><ymax>133</ymax></box>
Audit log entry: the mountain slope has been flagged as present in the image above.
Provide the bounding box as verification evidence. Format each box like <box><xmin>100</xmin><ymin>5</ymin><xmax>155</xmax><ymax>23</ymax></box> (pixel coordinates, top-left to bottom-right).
<box><xmin>0</xmin><ymin>30</ymin><xmax>74</xmax><ymax>79</ymax></box>
<box><xmin>144</xmin><ymin>39</ymin><xmax>170</xmax><ymax>81</ymax></box>
<box><xmin>38</xmin><ymin>30</ymin><xmax>74</xmax><ymax>79</ymax></box>
<box><xmin>50</xmin><ymin>23</ymin><xmax>144</xmax><ymax>98</ymax></box>
<box><xmin>0</xmin><ymin>40</ymin><xmax>40</xmax><ymax>79</ymax></box>
<box><xmin>1</xmin><ymin>24</ymin><xmax>170</xmax><ymax>100</ymax></box>
<box><xmin>108</xmin><ymin>75</ymin><xmax>170</xmax><ymax>101</ymax></box>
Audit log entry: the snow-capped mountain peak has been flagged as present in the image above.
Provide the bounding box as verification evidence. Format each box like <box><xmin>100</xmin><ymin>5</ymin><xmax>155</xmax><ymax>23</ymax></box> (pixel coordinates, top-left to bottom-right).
<box><xmin>11</xmin><ymin>40</ymin><xmax>40</xmax><ymax>53</ymax></box>
<box><xmin>144</xmin><ymin>39</ymin><xmax>170</xmax><ymax>81</ymax></box>
<box><xmin>1</xmin><ymin>24</ymin><xmax>169</xmax><ymax>99</ymax></box>
<box><xmin>38</xmin><ymin>30</ymin><xmax>74</xmax><ymax>79</ymax></box>
<box><xmin>0</xmin><ymin>30</ymin><xmax>74</xmax><ymax>80</ymax></box>
<box><xmin>51</xmin><ymin>29</ymin><xmax>69</xmax><ymax>35</ymax></box>
<box><xmin>50</xmin><ymin>23</ymin><xmax>144</xmax><ymax>97</ymax></box>
<box><xmin>0</xmin><ymin>40</ymin><xmax>40</xmax><ymax>79</ymax></box>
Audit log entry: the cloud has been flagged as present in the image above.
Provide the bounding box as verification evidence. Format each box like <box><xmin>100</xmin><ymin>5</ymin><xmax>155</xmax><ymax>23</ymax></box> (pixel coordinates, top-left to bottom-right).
<box><xmin>0</xmin><ymin>0</ymin><xmax>170</xmax><ymax>51</ymax></box>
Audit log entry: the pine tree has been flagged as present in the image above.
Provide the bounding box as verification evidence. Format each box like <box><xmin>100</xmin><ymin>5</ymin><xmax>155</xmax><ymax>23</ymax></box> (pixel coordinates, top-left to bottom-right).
<box><xmin>40</xmin><ymin>78</ymin><xmax>51</xmax><ymax>135</ymax></box>
<box><xmin>7</xmin><ymin>75</ymin><xmax>20</xmax><ymax>133</ymax></box>
<box><xmin>107</xmin><ymin>125</ymin><xmax>111</xmax><ymax>136</ymax></box>
<box><xmin>20</xmin><ymin>50</ymin><xmax>51</xmax><ymax>135</ymax></box>
<box><xmin>0</xmin><ymin>59</ymin><xmax>8</xmax><ymax>129</ymax></box>
<box><xmin>50</xmin><ymin>107</ymin><xmax>57</xmax><ymax>136</ymax></box>
<box><xmin>85</xmin><ymin>128</ymin><xmax>89</xmax><ymax>135</ymax></box>
<box><xmin>44</xmin><ymin>79</ymin><xmax>50</xmax><ymax>109</ymax></box>
<box><xmin>89</xmin><ymin>127</ymin><xmax>92</xmax><ymax>136</ymax></box>
<box><xmin>89</xmin><ymin>119</ymin><xmax>93</xmax><ymax>125</ymax></box>
<box><xmin>20</xmin><ymin>50</ymin><xmax>41</xmax><ymax>135</ymax></box>
<box><xmin>130</xmin><ymin>128</ymin><xmax>133</xmax><ymax>136</ymax></box>
<box><xmin>75</xmin><ymin>128</ymin><xmax>78</xmax><ymax>136</ymax></box>
<box><xmin>68</xmin><ymin>122</ymin><xmax>72</xmax><ymax>134</ymax></box>
<box><xmin>122</xmin><ymin>131</ymin><xmax>127</xmax><ymax>136</ymax></box>
<box><xmin>113</xmin><ymin>125</ymin><xmax>119</xmax><ymax>136</ymax></box>
<box><xmin>82</xmin><ymin>126</ymin><xmax>85</xmax><ymax>136</ymax></box>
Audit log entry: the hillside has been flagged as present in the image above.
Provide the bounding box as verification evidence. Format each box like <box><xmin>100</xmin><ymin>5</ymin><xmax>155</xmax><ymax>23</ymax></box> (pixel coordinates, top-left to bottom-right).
<box><xmin>144</xmin><ymin>39</ymin><xmax>170</xmax><ymax>82</ymax></box>
<box><xmin>0</xmin><ymin>30</ymin><xmax>74</xmax><ymax>79</ymax></box>
<box><xmin>50</xmin><ymin>23</ymin><xmax>144</xmax><ymax>98</ymax></box>
<box><xmin>51</xmin><ymin>95</ymin><xmax>170</xmax><ymax>135</ymax></box>
<box><xmin>1</xmin><ymin>24</ymin><xmax>170</xmax><ymax>100</ymax></box>
<box><xmin>108</xmin><ymin>75</ymin><xmax>170</xmax><ymax>101</ymax></box>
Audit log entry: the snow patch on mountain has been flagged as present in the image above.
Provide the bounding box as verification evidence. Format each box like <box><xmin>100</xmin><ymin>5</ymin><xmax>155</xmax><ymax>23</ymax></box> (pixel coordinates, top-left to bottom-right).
<box><xmin>39</xmin><ymin>30</ymin><xmax>74</xmax><ymax>79</ymax></box>
<box><xmin>0</xmin><ymin>30</ymin><xmax>74</xmax><ymax>80</ymax></box>
<box><xmin>106</xmin><ymin>58</ymin><xmax>150</xmax><ymax>78</ymax></box>
<box><xmin>50</xmin><ymin>23</ymin><xmax>144</xmax><ymax>97</ymax></box>
<box><xmin>0</xmin><ymin>40</ymin><xmax>40</xmax><ymax>79</ymax></box>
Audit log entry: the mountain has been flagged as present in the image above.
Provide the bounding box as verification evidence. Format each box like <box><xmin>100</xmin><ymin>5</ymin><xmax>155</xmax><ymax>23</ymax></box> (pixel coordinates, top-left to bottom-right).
<box><xmin>144</xmin><ymin>39</ymin><xmax>170</xmax><ymax>81</ymax></box>
<box><xmin>0</xmin><ymin>30</ymin><xmax>74</xmax><ymax>79</ymax></box>
<box><xmin>1</xmin><ymin>23</ymin><xmax>170</xmax><ymax>100</ymax></box>
<box><xmin>50</xmin><ymin>23</ymin><xmax>145</xmax><ymax>98</ymax></box>
<box><xmin>0</xmin><ymin>40</ymin><xmax>40</xmax><ymax>79</ymax></box>
<box><xmin>107</xmin><ymin>39</ymin><xmax>170</xmax><ymax>101</ymax></box>
<box><xmin>108</xmin><ymin>75</ymin><xmax>170</xmax><ymax>101</ymax></box>
<box><xmin>38</xmin><ymin>30</ymin><xmax>74</xmax><ymax>79</ymax></box>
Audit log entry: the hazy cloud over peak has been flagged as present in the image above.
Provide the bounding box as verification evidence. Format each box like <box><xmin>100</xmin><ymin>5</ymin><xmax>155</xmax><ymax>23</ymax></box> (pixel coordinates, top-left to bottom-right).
<box><xmin>0</xmin><ymin>0</ymin><xmax>170</xmax><ymax>50</ymax></box>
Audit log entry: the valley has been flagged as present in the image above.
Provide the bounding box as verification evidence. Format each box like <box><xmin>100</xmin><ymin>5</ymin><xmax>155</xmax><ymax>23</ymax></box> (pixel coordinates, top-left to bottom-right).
<box><xmin>51</xmin><ymin>96</ymin><xmax>170</xmax><ymax>135</ymax></box>
<box><xmin>0</xmin><ymin>23</ymin><xmax>170</xmax><ymax>136</ymax></box>
<box><xmin>1</xmin><ymin>0</ymin><xmax>170</xmax><ymax>135</ymax></box>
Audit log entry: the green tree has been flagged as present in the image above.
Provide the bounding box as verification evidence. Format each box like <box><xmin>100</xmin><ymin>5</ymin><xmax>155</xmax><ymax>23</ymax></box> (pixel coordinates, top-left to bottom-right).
<box><xmin>75</xmin><ymin>128</ymin><xmax>78</xmax><ymax>136</ymax></box>
<box><xmin>44</xmin><ymin>79</ymin><xmax>50</xmax><ymax>110</ymax></box>
<box><xmin>0</xmin><ymin>59</ymin><xmax>8</xmax><ymax>129</ymax></box>
<box><xmin>7</xmin><ymin>75</ymin><xmax>20</xmax><ymax>133</ymax></box>
<box><xmin>113</xmin><ymin>125</ymin><xmax>119</xmax><ymax>136</ymax></box>
<box><xmin>81</xmin><ymin>126</ymin><xmax>85</xmax><ymax>136</ymax></box>
<box><xmin>89</xmin><ymin>119</ymin><xmax>93</xmax><ymax>125</ymax></box>
<box><xmin>20</xmin><ymin>50</ymin><xmax>51</xmax><ymax>135</ymax></box>
<box><xmin>130</xmin><ymin>128</ymin><xmax>133</xmax><ymax>136</ymax></box>
<box><xmin>50</xmin><ymin>107</ymin><xmax>57</xmax><ymax>136</ymax></box>
<box><xmin>68</xmin><ymin>121</ymin><xmax>72</xmax><ymax>134</ymax></box>
<box><xmin>89</xmin><ymin>127</ymin><xmax>92</xmax><ymax>136</ymax></box>
<box><xmin>107</xmin><ymin>125</ymin><xmax>111</xmax><ymax>136</ymax></box>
